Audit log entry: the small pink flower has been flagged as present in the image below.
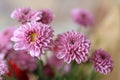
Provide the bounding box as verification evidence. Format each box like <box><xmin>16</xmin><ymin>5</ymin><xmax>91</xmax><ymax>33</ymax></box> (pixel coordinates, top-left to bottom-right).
<box><xmin>11</xmin><ymin>8</ymin><xmax>42</xmax><ymax>24</ymax></box>
<box><xmin>11</xmin><ymin>22</ymin><xmax>54</xmax><ymax>58</ymax></box>
<box><xmin>36</xmin><ymin>9</ymin><xmax>54</xmax><ymax>24</ymax></box>
<box><xmin>71</xmin><ymin>8</ymin><xmax>94</xmax><ymax>27</ymax></box>
<box><xmin>0</xmin><ymin>27</ymin><xmax>15</xmax><ymax>54</ymax></box>
<box><xmin>8</xmin><ymin>50</ymin><xmax>37</xmax><ymax>71</ymax></box>
<box><xmin>0</xmin><ymin>53</ymin><xmax>8</xmax><ymax>76</ymax></box>
<box><xmin>91</xmin><ymin>49</ymin><xmax>113</xmax><ymax>75</ymax></box>
<box><xmin>54</xmin><ymin>31</ymin><xmax>91</xmax><ymax>64</ymax></box>
<box><xmin>48</xmin><ymin>54</ymin><xmax>70</xmax><ymax>74</ymax></box>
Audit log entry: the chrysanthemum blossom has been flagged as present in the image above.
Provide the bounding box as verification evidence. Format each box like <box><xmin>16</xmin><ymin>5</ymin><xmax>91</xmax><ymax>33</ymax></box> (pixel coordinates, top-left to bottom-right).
<box><xmin>11</xmin><ymin>8</ymin><xmax>42</xmax><ymax>24</ymax></box>
<box><xmin>91</xmin><ymin>49</ymin><xmax>113</xmax><ymax>75</ymax></box>
<box><xmin>11</xmin><ymin>22</ymin><xmax>54</xmax><ymax>58</ymax></box>
<box><xmin>8</xmin><ymin>50</ymin><xmax>37</xmax><ymax>71</ymax></box>
<box><xmin>0</xmin><ymin>54</ymin><xmax>8</xmax><ymax>76</ymax></box>
<box><xmin>36</xmin><ymin>9</ymin><xmax>55</xmax><ymax>24</ymax></box>
<box><xmin>71</xmin><ymin>8</ymin><xmax>94</xmax><ymax>27</ymax></box>
<box><xmin>0</xmin><ymin>27</ymin><xmax>15</xmax><ymax>54</ymax></box>
<box><xmin>54</xmin><ymin>31</ymin><xmax>91</xmax><ymax>64</ymax></box>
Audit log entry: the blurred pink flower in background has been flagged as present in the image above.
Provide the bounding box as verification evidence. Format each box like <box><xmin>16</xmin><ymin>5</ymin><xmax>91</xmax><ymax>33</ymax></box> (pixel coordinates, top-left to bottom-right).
<box><xmin>11</xmin><ymin>8</ymin><xmax>54</xmax><ymax>25</ymax></box>
<box><xmin>8</xmin><ymin>50</ymin><xmax>37</xmax><ymax>71</ymax></box>
<box><xmin>91</xmin><ymin>49</ymin><xmax>113</xmax><ymax>75</ymax></box>
<box><xmin>43</xmin><ymin>64</ymin><xmax>55</xmax><ymax>78</ymax></box>
<box><xmin>0</xmin><ymin>27</ymin><xmax>15</xmax><ymax>54</ymax></box>
<box><xmin>71</xmin><ymin>8</ymin><xmax>94</xmax><ymax>27</ymax></box>
<box><xmin>48</xmin><ymin>53</ymin><xmax>70</xmax><ymax>74</ymax></box>
<box><xmin>36</xmin><ymin>9</ymin><xmax>55</xmax><ymax>24</ymax></box>
<box><xmin>11</xmin><ymin>22</ymin><xmax>54</xmax><ymax>59</ymax></box>
<box><xmin>54</xmin><ymin>31</ymin><xmax>91</xmax><ymax>64</ymax></box>
<box><xmin>11</xmin><ymin>8</ymin><xmax>42</xmax><ymax>24</ymax></box>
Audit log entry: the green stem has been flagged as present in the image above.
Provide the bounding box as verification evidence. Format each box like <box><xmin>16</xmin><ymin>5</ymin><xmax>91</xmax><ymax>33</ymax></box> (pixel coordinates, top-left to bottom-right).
<box><xmin>36</xmin><ymin>58</ymin><xmax>44</xmax><ymax>79</ymax></box>
<box><xmin>87</xmin><ymin>67</ymin><xmax>95</xmax><ymax>80</ymax></box>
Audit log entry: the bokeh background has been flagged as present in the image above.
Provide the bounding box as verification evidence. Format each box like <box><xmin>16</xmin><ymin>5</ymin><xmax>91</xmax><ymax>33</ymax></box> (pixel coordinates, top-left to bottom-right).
<box><xmin>0</xmin><ymin>0</ymin><xmax>120</xmax><ymax>80</ymax></box>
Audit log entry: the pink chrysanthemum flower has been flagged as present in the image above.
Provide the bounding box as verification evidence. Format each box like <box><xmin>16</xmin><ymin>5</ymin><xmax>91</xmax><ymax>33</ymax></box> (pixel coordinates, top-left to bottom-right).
<box><xmin>11</xmin><ymin>22</ymin><xmax>54</xmax><ymax>58</ymax></box>
<box><xmin>36</xmin><ymin>9</ymin><xmax>54</xmax><ymax>24</ymax></box>
<box><xmin>8</xmin><ymin>50</ymin><xmax>37</xmax><ymax>71</ymax></box>
<box><xmin>0</xmin><ymin>53</ymin><xmax>8</xmax><ymax>76</ymax></box>
<box><xmin>91</xmin><ymin>49</ymin><xmax>113</xmax><ymax>75</ymax></box>
<box><xmin>11</xmin><ymin>8</ymin><xmax>42</xmax><ymax>24</ymax></box>
<box><xmin>0</xmin><ymin>27</ymin><xmax>15</xmax><ymax>54</ymax></box>
<box><xmin>71</xmin><ymin>8</ymin><xmax>94</xmax><ymax>27</ymax></box>
<box><xmin>54</xmin><ymin>31</ymin><xmax>91</xmax><ymax>64</ymax></box>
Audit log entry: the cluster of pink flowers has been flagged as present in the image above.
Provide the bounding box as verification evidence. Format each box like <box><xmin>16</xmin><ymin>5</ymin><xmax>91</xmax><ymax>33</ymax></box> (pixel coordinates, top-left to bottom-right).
<box><xmin>10</xmin><ymin>8</ymin><xmax>113</xmax><ymax>75</ymax></box>
<box><xmin>11</xmin><ymin>8</ymin><xmax>54</xmax><ymax>24</ymax></box>
<box><xmin>0</xmin><ymin>7</ymin><xmax>114</xmax><ymax>80</ymax></box>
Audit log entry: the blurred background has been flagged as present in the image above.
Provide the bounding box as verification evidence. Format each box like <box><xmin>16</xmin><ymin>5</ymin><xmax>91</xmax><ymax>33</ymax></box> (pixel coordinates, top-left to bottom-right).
<box><xmin>0</xmin><ymin>0</ymin><xmax>120</xmax><ymax>80</ymax></box>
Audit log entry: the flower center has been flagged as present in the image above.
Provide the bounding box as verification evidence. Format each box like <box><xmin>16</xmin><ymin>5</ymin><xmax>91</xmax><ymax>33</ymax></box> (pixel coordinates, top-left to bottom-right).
<box><xmin>100</xmin><ymin>54</ymin><xmax>105</xmax><ymax>60</ymax></box>
<box><xmin>70</xmin><ymin>40</ymin><xmax>75</xmax><ymax>45</ymax></box>
<box><xmin>30</xmin><ymin>32</ymin><xmax>37</xmax><ymax>42</ymax></box>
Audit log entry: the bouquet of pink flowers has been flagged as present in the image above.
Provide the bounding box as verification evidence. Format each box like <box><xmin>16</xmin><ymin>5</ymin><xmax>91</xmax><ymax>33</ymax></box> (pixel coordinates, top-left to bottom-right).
<box><xmin>0</xmin><ymin>8</ymin><xmax>113</xmax><ymax>80</ymax></box>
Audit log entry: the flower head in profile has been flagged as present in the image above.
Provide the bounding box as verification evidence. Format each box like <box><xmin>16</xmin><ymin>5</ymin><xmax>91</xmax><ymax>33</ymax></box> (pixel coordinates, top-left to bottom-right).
<box><xmin>71</xmin><ymin>8</ymin><xmax>94</xmax><ymax>27</ymax></box>
<box><xmin>11</xmin><ymin>8</ymin><xmax>42</xmax><ymax>24</ymax></box>
<box><xmin>36</xmin><ymin>9</ymin><xmax>54</xmax><ymax>24</ymax></box>
<box><xmin>54</xmin><ymin>31</ymin><xmax>91</xmax><ymax>64</ymax></box>
<box><xmin>8</xmin><ymin>50</ymin><xmax>37</xmax><ymax>71</ymax></box>
<box><xmin>91</xmin><ymin>49</ymin><xmax>113</xmax><ymax>75</ymax></box>
<box><xmin>11</xmin><ymin>22</ymin><xmax>54</xmax><ymax>58</ymax></box>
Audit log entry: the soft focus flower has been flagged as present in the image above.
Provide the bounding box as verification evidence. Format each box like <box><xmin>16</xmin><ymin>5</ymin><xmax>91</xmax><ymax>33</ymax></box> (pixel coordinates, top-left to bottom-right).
<box><xmin>91</xmin><ymin>49</ymin><xmax>113</xmax><ymax>75</ymax></box>
<box><xmin>71</xmin><ymin>8</ymin><xmax>94</xmax><ymax>27</ymax></box>
<box><xmin>0</xmin><ymin>53</ymin><xmax>8</xmax><ymax>76</ymax></box>
<box><xmin>0</xmin><ymin>27</ymin><xmax>15</xmax><ymax>54</ymax></box>
<box><xmin>11</xmin><ymin>22</ymin><xmax>54</xmax><ymax>58</ymax></box>
<box><xmin>43</xmin><ymin>64</ymin><xmax>55</xmax><ymax>78</ymax></box>
<box><xmin>36</xmin><ymin>9</ymin><xmax>54</xmax><ymax>24</ymax></box>
<box><xmin>11</xmin><ymin>8</ymin><xmax>42</xmax><ymax>24</ymax></box>
<box><xmin>8</xmin><ymin>50</ymin><xmax>37</xmax><ymax>71</ymax></box>
<box><xmin>7</xmin><ymin>60</ymin><xmax>29</xmax><ymax>80</ymax></box>
<box><xmin>48</xmin><ymin>54</ymin><xmax>70</xmax><ymax>74</ymax></box>
<box><xmin>54</xmin><ymin>31</ymin><xmax>91</xmax><ymax>64</ymax></box>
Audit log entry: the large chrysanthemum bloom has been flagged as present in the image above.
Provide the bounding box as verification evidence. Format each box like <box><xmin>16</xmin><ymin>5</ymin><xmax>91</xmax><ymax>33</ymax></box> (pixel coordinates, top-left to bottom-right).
<box><xmin>54</xmin><ymin>31</ymin><xmax>91</xmax><ymax>64</ymax></box>
<box><xmin>36</xmin><ymin>9</ymin><xmax>55</xmax><ymax>24</ymax></box>
<box><xmin>71</xmin><ymin>8</ymin><xmax>94</xmax><ymax>27</ymax></box>
<box><xmin>11</xmin><ymin>8</ymin><xmax>42</xmax><ymax>24</ymax></box>
<box><xmin>91</xmin><ymin>49</ymin><xmax>113</xmax><ymax>75</ymax></box>
<box><xmin>11</xmin><ymin>22</ymin><xmax>54</xmax><ymax>58</ymax></box>
<box><xmin>0</xmin><ymin>27</ymin><xmax>15</xmax><ymax>54</ymax></box>
<box><xmin>0</xmin><ymin>53</ymin><xmax>8</xmax><ymax>77</ymax></box>
<box><xmin>8</xmin><ymin>50</ymin><xmax>37</xmax><ymax>71</ymax></box>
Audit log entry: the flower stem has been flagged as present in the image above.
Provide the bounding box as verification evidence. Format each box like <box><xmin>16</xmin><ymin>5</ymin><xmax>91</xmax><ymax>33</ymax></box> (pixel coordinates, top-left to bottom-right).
<box><xmin>87</xmin><ymin>67</ymin><xmax>95</xmax><ymax>80</ymax></box>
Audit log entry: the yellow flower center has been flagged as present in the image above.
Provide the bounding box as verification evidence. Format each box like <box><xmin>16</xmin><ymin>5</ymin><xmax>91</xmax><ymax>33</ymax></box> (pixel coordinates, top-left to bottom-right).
<box><xmin>30</xmin><ymin>32</ymin><xmax>37</xmax><ymax>42</ymax></box>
